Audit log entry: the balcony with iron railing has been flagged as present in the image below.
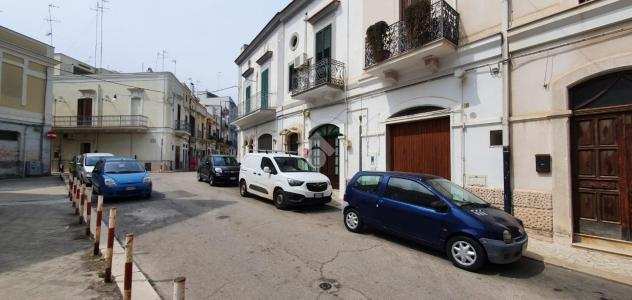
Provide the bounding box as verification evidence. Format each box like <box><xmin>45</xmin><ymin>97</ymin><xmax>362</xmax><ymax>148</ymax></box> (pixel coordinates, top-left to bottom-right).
<box><xmin>174</xmin><ymin>120</ymin><xmax>191</xmax><ymax>136</ymax></box>
<box><xmin>232</xmin><ymin>92</ymin><xmax>276</xmax><ymax>129</ymax></box>
<box><xmin>53</xmin><ymin>115</ymin><xmax>148</xmax><ymax>132</ymax></box>
<box><xmin>364</xmin><ymin>0</ymin><xmax>459</xmax><ymax>78</ymax></box>
<box><xmin>290</xmin><ymin>58</ymin><xmax>345</xmax><ymax>101</ymax></box>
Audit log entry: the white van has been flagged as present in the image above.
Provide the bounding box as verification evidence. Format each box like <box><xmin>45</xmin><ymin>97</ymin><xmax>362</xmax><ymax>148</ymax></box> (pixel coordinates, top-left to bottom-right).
<box><xmin>239</xmin><ymin>152</ymin><xmax>332</xmax><ymax>209</ymax></box>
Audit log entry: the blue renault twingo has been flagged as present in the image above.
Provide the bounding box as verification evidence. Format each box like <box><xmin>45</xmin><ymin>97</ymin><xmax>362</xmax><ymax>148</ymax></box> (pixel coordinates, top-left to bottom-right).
<box><xmin>343</xmin><ymin>171</ymin><xmax>527</xmax><ymax>271</ymax></box>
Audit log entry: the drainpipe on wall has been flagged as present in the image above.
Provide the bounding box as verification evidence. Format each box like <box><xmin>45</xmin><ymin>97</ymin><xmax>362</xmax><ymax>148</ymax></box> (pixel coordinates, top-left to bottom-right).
<box><xmin>501</xmin><ymin>0</ymin><xmax>513</xmax><ymax>214</ymax></box>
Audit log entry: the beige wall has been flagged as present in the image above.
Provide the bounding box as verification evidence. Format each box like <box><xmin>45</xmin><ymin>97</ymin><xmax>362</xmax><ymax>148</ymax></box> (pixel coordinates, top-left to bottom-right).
<box><xmin>53</xmin><ymin>76</ymin><xmax>168</xmax><ymax>128</ymax></box>
<box><xmin>510</xmin><ymin>23</ymin><xmax>632</xmax><ymax>238</ymax></box>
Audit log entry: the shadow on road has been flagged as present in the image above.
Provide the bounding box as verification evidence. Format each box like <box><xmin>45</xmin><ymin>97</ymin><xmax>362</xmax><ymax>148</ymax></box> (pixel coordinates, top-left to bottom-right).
<box><xmin>364</xmin><ymin>228</ymin><xmax>545</xmax><ymax>279</ymax></box>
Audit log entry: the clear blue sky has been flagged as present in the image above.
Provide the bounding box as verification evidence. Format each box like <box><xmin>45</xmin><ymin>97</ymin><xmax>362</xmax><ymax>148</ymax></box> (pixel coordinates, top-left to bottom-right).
<box><xmin>0</xmin><ymin>0</ymin><xmax>291</xmax><ymax>100</ymax></box>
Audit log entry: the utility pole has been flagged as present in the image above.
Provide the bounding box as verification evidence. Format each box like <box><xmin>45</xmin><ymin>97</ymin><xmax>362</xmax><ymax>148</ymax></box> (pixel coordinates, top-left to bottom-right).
<box><xmin>99</xmin><ymin>0</ymin><xmax>108</xmax><ymax>72</ymax></box>
<box><xmin>45</xmin><ymin>3</ymin><xmax>59</xmax><ymax>46</ymax></box>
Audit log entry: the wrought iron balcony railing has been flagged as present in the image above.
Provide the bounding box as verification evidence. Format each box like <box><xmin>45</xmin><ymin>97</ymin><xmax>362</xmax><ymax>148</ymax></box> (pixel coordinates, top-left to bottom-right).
<box><xmin>364</xmin><ymin>0</ymin><xmax>459</xmax><ymax>69</ymax></box>
<box><xmin>237</xmin><ymin>92</ymin><xmax>273</xmax><ymax>118</ymax></box>
<box><xmin>53</xmin><ymin>115</ymin><xmax>148</xmax><ymax>129</ymax></box>
<box><xmin>290</xmin><ymin>58</ymin><xmax>345</xmax><ymax>96</ymax></box>
<box><xmin>174</xmin><ymin>120</ymin><xmax>191</xmax><ymax>134</ymax></box>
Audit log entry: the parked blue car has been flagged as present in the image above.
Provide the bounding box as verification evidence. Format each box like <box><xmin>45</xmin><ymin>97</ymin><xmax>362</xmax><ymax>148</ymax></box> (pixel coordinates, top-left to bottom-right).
<box><xmin>343</xmin><ymin>171</ymin><xmax>527</xmax><ymax>271</ymax></box>
<box><xmin>91</xmin><ymin>157</ymin><xmax>152</xmax><ymax>200</ymax></box>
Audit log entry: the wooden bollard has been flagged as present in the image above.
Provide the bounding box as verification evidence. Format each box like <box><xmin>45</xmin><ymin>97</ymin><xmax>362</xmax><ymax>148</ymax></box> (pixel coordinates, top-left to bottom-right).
<box><xmin>93</xmin><ymin>195</ymin><xmax>104</xmax><ymax>256</ymax></box>
<box><xmin>123</xmin><ymin>234</ymin><xmax>134</xmax><ymax>300</ymax></box>
<box><xmin>85</xmin><ymin>187</ymin><xmax>92</xmax><ymax>236</ymax></box>
<box><xmin>105</xmin><ymin>207</ymin><xmax>117</xmax><ymax>283</ymax></box>
<box><xmin>173</xmin><ymin>277</ymin><xmax>186</xmax><ymax>300</ymax></box>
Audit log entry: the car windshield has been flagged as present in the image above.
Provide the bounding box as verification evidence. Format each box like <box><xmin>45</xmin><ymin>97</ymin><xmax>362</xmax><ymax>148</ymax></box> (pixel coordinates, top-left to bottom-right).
<box><xmin>85</xmin><ymin>156</ymin><xmax>108</xmax><ymax>166</ymax></box>
<box><xmin>212</xmin><ymin>156</ymin><xmax>238</xmax><ymax>166</ymax></box>
<box><xmin>104</xmin><ymin>161</ymin><xmax>145</xmax><ymax>174</ymax></box>
<box><xmin>273</xmin><ymin>157</ymin><xmax>316</xmax><ymax>172</ymax></box>
<box><xmin>426</xmin><ymin>179</ymin><xmax>489</xmax><ymax>208</ymax></box>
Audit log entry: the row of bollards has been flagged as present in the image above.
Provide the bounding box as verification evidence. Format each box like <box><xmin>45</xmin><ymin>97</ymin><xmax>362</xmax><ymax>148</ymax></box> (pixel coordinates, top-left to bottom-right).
<box><xmin>64</xmin><ymin>173</ymin><xmax>186</xmax><ymax>300</ymax></box>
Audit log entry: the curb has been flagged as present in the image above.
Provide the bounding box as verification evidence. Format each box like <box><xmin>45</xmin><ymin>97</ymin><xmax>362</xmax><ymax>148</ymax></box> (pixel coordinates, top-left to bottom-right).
<box><xmin>89</xmin><ymin>212</ymin><xmax>161</xmax><ymax>299</ymax></box>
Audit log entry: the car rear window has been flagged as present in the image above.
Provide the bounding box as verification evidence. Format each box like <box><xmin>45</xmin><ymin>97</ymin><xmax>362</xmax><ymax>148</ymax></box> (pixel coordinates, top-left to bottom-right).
<box><xmin>353</xmin><ymin>175</ymin><xmax>381</xmax><ymax>193</ymax></box>
<box><xmin>104</xmin><ymin>161</ymin><xmax>145</xmax><ymax>174</ymax></box>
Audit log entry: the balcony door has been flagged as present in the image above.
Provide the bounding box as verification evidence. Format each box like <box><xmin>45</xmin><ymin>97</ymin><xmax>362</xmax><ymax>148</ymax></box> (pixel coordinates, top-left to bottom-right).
<box><xmin>261</xmin><ymin>69</ymin><xmax>269</xmax><ymax>109</ymax></box>
<box><xmin>315</xmin><ymin>25</ymin><xmax>332</xmax><ymax>87</ymax></box>
<box><xmin>245</xmin><ymin>86</ymin><xmax>251</xmax><ymax>114</ymax></box>
<box><xmin>77</xmin><ymin>98</ymin><xmax>92</xmax><ymax>126</ymax></box>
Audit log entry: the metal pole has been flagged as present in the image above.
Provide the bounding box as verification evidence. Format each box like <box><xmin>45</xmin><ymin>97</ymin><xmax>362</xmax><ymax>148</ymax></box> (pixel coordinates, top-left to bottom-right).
<box><xmin>123</xmin><ymin>234</ymin><xmax>134</xmax><ymax>300</ymax></box>
<box><xmin>173</xmin><ymin>277</ymin><xmax>186</xmax><ymax>300</ymax></box>
<box><xmin>93</xmin><ymin>195</ymin><xmax>104</xmax><ymax>255</ymax></box>
<box><xmin>104</xmin><ymin>207</ymin><xmax>117</xmax><ymax>283</ymax></box>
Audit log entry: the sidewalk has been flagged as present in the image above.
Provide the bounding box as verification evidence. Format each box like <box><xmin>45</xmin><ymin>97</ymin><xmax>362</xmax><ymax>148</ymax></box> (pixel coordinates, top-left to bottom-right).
<box><xmin>0</xmin><ymin>177</ymin><xmax>120</xmax><ymax>299</ymax></box>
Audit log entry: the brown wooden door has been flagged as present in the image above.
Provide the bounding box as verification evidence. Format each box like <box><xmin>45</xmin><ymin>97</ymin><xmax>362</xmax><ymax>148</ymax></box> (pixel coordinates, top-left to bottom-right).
<box><xmin>175</xmin><ymin>146</ymin><xmax>181</xmax><ymax>170</ymax></box>
<box><xmin>388</xmin><ymin>117</ymin><xmax>450</xmax><ymax>179</ymax></box>
<box><xmin>321</xmin><ymin>136</ymin><xmax>339</xmax><ymax>189</ymax></box>
<box><xmin>77</xmin><ymin>98</ymin><xmax>92</xmax><ymax>126</ymax></box>
<box><xmin>572</xmin><ymin>113</ymin><xmax>631</xmax><ymax>240</ymax></box>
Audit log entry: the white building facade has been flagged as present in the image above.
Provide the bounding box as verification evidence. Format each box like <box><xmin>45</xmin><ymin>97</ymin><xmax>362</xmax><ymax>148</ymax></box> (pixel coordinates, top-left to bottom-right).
<box><xmin>52</xmin><ymin>56</ymin><xmax>210</xmax><ymax>172</ymax></box>
<box><xmin>234</xmin><ymin>0</ymin><xmax>632</xmax><ymax>280</ymax></box>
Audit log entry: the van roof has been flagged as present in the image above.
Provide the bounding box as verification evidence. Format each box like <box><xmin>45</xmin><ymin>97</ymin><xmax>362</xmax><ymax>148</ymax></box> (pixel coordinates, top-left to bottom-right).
<box><xmin>83</xmin><ymin>153</ymin><xmax>114</xmax><ymax>157</ymax></box>
<box><xmin>243</xmin><ymin>152</ymin><xmax>297</xmax><ymax>158</ymax></box>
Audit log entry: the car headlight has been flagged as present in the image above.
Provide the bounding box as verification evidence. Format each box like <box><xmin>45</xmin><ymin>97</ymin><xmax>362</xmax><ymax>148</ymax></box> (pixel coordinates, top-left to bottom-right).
<box><xmin>287</xmin><ymin>178</ymin><xmax>304</xmax><ymax>186</ymax></box>
<box><xmin>503</xmin><ymin>230</ymin><xmax>512</xmax><ymax>244</ymax></box>
<box><xmin>104</xmin><ymin>178</ymin><xmax>117</xmax><ymax>187</ymax></box>
<box><xmin>143</xmin><ymin>176</ymin><xmax>152</xmax><ymax>184</ymax></box>
<box><xmin>214</xmin><ymin>167</ymin><xmax>223</xmax><ymax>173</ymax></box>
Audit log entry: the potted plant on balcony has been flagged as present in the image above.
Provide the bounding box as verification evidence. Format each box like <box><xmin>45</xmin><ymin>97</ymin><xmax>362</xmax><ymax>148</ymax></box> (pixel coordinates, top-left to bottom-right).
<box><xmin>366</xmin><ymin>21</ymin><xmax>390</xmax><ymax>64</ymax></box>
<box><xmin>403</xmin><ymin>0</ymin><xmax>432</xmax><ymax>48</ymax></box>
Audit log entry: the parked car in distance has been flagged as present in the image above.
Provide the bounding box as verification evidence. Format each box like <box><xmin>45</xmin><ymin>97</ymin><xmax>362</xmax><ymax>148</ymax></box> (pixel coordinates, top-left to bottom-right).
<box><xmin>91</xmin><ymin>157</ymin><xmax>152</xmax><ymax>200</ymax></box>
<box><xmin>197</xmin><ymin>155</ymin><xmax>240</xmax><ymax>186</ymax></box>
<box><xmin>239</xmin><ymin>152</ymin><xmax>332</xmax><ymax>209</ymax></box>
<box><xmin>79</xmin><ymin>153</ymin><xmax>114</xmax><ymax>184</ymax></box>
<box><xmin>343</xmin><ymin>171</ymin><xmax>528</xmax><ymax>271</ymax></box>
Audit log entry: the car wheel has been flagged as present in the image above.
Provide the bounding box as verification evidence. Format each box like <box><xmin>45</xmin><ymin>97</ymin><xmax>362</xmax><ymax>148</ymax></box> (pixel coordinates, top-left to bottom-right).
<box><xmin>447</xmin><ymin>236</ymin><xmax>486</xmax><ymax>271</ymax></box>
<box><xmin>273</xmin><ymin>189</ymin><xmax>288</xmax><ymax>210</ymax></box>
<box><xmin>208</xmin><ymin>175</ymin><xmax>215</xmax><ymax>186</ymax></box>
<box><xmin>239</xmin><ymin>180</ymin><xmax>250</xmax><ymax>197</ymax></box>
<box><xmin>197</xmin><ymin>172</ymin><xmax>203</xmax><ymax>182</ymax></box>
<box><xmin>343</xmin><ymin>208</ymin><xmax>364</xmax><ymax>233</ymax></box>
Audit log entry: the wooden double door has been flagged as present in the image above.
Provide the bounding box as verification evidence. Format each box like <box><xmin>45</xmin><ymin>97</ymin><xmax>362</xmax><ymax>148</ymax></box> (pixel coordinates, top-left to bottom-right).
<box><xmin>572</xmin><ymin>111</ymin><xmax>632</xmax><ymax>241</ymax></box>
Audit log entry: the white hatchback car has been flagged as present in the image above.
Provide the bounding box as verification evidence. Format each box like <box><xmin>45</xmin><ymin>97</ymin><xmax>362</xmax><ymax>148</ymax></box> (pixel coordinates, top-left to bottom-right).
<box><xmin>79</xmin><ymin>153</ymin><xmax>114</xmax><ymax>184</ymax></box>
<box><xmin>239</xmin><ymin>152</ymin><xmax>333</xmax><ymax>209</ymax></box>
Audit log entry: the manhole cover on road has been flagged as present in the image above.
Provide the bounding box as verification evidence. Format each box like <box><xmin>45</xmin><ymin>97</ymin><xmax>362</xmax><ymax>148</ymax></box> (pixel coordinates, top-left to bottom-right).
<box><xmin>316</xmin><ymin>278</ymin><xmax>339</xmax><ymax>293</ymax></box>
<box><xmin>319</xmin><ymin>282</ymin><xmax>332</xmax><ymax>290</ymax></box>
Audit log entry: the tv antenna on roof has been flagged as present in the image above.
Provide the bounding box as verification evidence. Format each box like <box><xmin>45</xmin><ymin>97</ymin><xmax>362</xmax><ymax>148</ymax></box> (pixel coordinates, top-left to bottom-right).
<box><xmin>44</xmin><ymin>3</ymin><xmax>60</xmax><ymax>46</ymax></box>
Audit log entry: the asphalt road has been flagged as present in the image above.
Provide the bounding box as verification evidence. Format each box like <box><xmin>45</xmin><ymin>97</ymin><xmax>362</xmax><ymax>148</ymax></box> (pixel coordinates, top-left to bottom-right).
<box><xmin>101</xmin><ymin>172</ymin><xmax>632</xmax><ymax>299</ymax></box>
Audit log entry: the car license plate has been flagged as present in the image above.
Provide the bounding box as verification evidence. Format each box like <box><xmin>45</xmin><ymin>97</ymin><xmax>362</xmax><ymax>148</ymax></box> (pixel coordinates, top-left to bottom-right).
<box><xmin>314</xmin><ymin>193</ymin><xmax>323</xmax><ymax>198</ymax></box>
<box><xmin>126</xmin><ymin>186</ymin><xmax>136</xmax><ymax>191</ymax></box>
<box><xmin>230</xmin><ymin>177</ymin><xmax>237</xmax><ymax>180</ymax></box>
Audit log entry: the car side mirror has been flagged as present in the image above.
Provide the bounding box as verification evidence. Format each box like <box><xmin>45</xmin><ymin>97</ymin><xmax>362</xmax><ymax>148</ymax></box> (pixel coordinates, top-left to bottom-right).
<box><xmin>431</xmin><ymin>201</ymin><xmax>449</xmax><ymax>213</ymax></box>
<box><xmin>263</xmin><ymin>166</ymin><xmax>271</xmax><ymax>174</ymax></box>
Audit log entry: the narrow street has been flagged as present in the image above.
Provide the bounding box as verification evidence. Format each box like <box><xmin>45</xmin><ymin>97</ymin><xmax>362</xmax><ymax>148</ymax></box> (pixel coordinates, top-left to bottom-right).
<box><xmin>100</xmin><ymin>172</ymin><xmax>632</xmax><ymax>299</ymax></box>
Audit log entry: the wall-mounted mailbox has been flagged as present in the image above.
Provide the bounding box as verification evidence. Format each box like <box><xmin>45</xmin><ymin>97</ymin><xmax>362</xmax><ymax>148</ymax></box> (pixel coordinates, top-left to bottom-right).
<box><xmin>535</xmin><ymin>154</ymin><xmax>551</xmax><ymax>173</ymax></box>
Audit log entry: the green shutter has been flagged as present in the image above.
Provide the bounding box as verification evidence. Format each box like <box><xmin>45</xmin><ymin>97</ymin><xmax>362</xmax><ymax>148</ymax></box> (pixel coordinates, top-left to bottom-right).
<box><xmin>261</xmin><ymin>69</ymin><xmax>269</xmax><ymax>109</ymax></box>
<box><xmin>245</xmin><ymin>86</ymin><xmax>251</xmax><ymax>113</ymax></box>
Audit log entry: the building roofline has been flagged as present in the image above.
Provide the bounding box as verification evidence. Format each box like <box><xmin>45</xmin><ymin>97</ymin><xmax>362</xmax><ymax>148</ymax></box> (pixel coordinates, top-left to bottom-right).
<box><xmin>234</xmin><ymin>0</ymin><xmax>310</xmax><ymax>65</ymax></box>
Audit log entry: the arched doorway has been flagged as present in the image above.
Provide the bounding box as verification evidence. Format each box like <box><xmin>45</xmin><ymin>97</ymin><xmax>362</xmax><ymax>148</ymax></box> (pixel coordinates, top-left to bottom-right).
<box><xmin>287</xmin><ymin>132</ymin><xmax>299</xmax><ymax>154</ymax></box>
<box><xmin>570</xmin><ymin>70</ymin><xmax>632</xmax><ymax>241</ymax></box>
<box><xmin>258</xmin><ymin>134</ymin><xmax>273</xmax><ymax>152</ymax></box>
<box><xmin>310</xmin><ymin>124</ymin><xmax>340</xmax><ymax>189</ymax></box>
<box><xmin>387</xmin><ymin>106</ymin><xmax>450</xmax><ymax>179</ymax></box>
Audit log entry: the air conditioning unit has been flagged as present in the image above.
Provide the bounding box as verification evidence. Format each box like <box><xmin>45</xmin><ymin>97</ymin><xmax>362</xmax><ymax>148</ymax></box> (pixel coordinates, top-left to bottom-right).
<box><xmin>293</xmin><ymin>53</ymin><xmax>308</xmax><ymax>68</ymax></box>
